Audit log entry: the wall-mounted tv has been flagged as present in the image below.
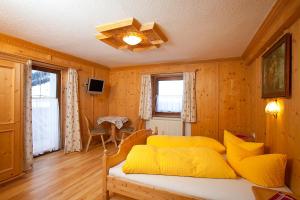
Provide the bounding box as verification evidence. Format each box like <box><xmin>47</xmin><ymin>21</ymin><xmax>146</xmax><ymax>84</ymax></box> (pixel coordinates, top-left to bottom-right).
<box><xmin>87</xmin><ymin>78</ymin><xmax>104</xmax><ymax>94</ymax></box>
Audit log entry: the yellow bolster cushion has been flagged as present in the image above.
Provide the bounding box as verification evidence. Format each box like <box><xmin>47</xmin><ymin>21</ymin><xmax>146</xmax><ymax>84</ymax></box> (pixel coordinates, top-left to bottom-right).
<box><xmin>147</xmin><ymin>135</ymin><xmax>226</xmax><ymax>154</ymax></box>
<box><xmin>123</xmin><ymin>145</ymin><xmax>236</xmax><ymax>179</ymax></box>
<box><xmin>223</xmin><ymin>130</ymin><xmax>245</xmax><ymax>148</ymax></box>
<box><xmin>239</xmin><ymin>154</ymin><xmax>287</xmax><ymax>188</ymax></box>
<box><xmin>227</xmin><ymin>142</ymin><xmax>264</xmax><ymax>171</ymax></box>
<box><xmin>226</xmin><ymin>142</ymin><xmax>286</xmax><ymax>187</ymax></box>
<box><xmin>225</xmin><ymin>130</ymin><xmax>264</xmax><ymax>174</ymax></box>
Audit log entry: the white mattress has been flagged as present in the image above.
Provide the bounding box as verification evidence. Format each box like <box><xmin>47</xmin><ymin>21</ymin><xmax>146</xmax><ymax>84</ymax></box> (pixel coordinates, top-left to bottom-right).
<box><xmin>109</xmin><ymin>161</ymin><xmax>291</xmax><ymax>200</ymax></box>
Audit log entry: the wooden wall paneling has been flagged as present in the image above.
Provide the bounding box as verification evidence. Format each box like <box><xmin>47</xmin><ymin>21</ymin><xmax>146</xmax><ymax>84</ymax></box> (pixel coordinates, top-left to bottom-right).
<box><xmin>0</xmin><ymin>42</ymin><xmax>51</xmax><ymax>62</ymax></box>
<box><xmin>125</xmin><ymin>71</ymin><xmax>140</xmax><ymax>127</ymax></box>
<box><xmin>247</xmin><ymin>18</ymin><xmax>300</xmax><ymax>195</ymax></box>
<box><xmin>93</xmin><ymin>67</ymin><xmax>110</xmax><ymax>123</ymax></box>
<box><xmin>218</xmin><ymin>61</ymin><xmax>251</xmax><ymax>142</ymax></box>
<box><xmin>108</xmin><ymin>71</ymin><xmax>119</xmax><ymax>116</ymax></box>
<box><xmin>248</xmin><ymin>58</ymin><xmax>267</xmax><ymax>143</ymax></box>
<box><xmin>288</xmin><ymin>20</ymin><xmax>300</xmax><ymax>193</ymax></box>
<box><xmin>77</xmin><ymin>68</ymin><xmax>94</xmax><ymax>148</ymax></box>
<box><xmin>116</xmin><ymin>71</ymin><xmax>131</xmax><ymax>128</ymax></box>
<box><xmin>191</xmin><ymin>63</ymin><xmax>219</xmax><ymax>139</ymax></box>
<box><xmin>112</xmin><ymin>72</ymin><xmax>126</xmax><ymax>117</ymax></box>
<box><xmin>276</xmin><ymin>19</ymin><xmax>300</xmax><ymax>194</ymax></box>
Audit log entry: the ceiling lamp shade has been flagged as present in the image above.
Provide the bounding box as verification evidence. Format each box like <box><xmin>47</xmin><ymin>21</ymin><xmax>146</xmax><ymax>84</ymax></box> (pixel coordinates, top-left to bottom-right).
<box><xmin>123</xmin><ymin>34</ymin><xmax>142</xmax><ymax>45</ymax></box>
<box><xmin>96</xmin><ymin>18</ymin><xmax>167</xmax><ymax>52</ymax></box>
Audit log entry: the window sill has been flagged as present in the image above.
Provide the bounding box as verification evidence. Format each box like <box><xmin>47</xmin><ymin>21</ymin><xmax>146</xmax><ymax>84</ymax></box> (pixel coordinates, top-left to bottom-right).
<box><xmin>153</xmin><ymin>111</ymin><xmax>181</xmax><ymax>118</ymax></box>
<box><xmin>153</xmin><ymin>112</ymin><xmax>181</xmax><ymax>118</ymax></box>
<box><xmin>151</xmin><ymin>116</ymin><xmax>182</xmax><ymax>121</ymax></box>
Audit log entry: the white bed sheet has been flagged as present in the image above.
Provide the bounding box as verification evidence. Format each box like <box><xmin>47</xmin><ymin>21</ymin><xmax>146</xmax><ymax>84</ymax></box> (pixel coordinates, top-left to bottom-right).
<box><xmin>109</xmin><ymin>161</ymin><xmax>291</xmax><ymax>200</ymax></box>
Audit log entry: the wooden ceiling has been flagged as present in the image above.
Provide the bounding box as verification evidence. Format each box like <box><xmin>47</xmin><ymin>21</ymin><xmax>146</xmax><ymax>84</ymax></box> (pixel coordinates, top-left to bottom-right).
<box><xmin>96</xmin><ymin>18</ymin><xmax>167</xmax><ymax>52</ymax></box>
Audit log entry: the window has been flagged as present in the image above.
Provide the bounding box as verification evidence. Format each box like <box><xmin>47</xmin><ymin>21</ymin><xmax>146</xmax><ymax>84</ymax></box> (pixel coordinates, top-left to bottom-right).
<box><xmin>152</xmin><ymin>75</ymin><xmax>183</xmax><ymax>117</ymax></box>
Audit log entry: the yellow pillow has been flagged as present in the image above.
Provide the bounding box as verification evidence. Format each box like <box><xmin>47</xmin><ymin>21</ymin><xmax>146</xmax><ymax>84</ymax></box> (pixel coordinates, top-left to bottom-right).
<box><xmin>123</xmin><ymin>145</ymin><xmax>236</xmax><ymax>179</ymax></box>
<box><xmin>226</xmin><ymin>141</ymin><xmax>286</xmax><ymax>187</ymax></box>
<box><xmin>226</xmin><ymin>142</ymin><xmax>264</xmax><ymax>174</ymax></box>
<box><xmin>225</xmin><ymin>130</ymin><xmax>264</xmax><ymax>173</ymax></box>
<box><xmin>223</xmin><ymin>130</ymin><xmax>244</xmax><ymax>147</ymax></box>
<box><xmin>239</xmin><ymin>154</ymin><xmax>287</xmax><ymax>187</ymax></box>
<box><xmin>147</xmin><ymin>135</ymin><xmax>226</xmax><ymax>154</ymax></box>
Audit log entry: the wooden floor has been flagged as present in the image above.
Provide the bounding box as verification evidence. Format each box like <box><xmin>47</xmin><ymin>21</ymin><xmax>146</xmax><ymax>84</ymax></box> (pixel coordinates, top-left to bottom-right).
<box><xmin>0</xmin><ymin>144</ymin><xmax>130</xmax><ymax>200</ymax></box>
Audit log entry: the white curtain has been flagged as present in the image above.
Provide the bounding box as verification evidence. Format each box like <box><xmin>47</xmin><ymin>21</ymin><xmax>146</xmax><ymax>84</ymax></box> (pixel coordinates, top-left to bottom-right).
<box><xmin>156</xmin><ymin>80</ymin><xmax>183</xmax><ymax>112</ymax></box>
<box><xmin>24</xmin><ymin>60</ymin><xmax>33</xmax><ymax>170</ymax></box>
<box><xmin>181</xmin><ymin>72</ymin><xmax>197</xmax><ymax>122</ymax></box>
<box><xmin>64</xmin><ymin>68</ymin><xmax>82</xmax><ymax>153</ymax></box>
<box><xmin>32</xmin><ymin>98</ymin><xmax>60</xmax><ymax>156</ymax></box>
<box><xmin>138</xmin><ymin>74</ymin><xmax>152</xmax><ymax>120</ymax></box>
<box><xmin>156</xmin><ymin>95</ymin><xmax>182</xmax><ymax>112</ymax></box>
<box><xmin>32</xmin><ymin>68</ymin><xmax>60</xmax><ymax>156</ymax></box>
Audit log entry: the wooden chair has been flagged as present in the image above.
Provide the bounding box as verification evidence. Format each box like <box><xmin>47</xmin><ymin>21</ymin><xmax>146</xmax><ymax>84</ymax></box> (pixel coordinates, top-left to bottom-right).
<box><xmin>119</xmin><ymin>117</ymin><xmax>145</xmax><ymax>140</ymax></box>
<box><xmin>84</xmin><ymin>115</ymin><xmax>107</xmax><ymax>152</ymax></box>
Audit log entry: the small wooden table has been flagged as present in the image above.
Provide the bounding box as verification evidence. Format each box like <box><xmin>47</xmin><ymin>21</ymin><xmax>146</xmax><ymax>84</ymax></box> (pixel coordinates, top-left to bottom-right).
<box><xmin>252</xmin><ymin>186</ymin><xmax>299</xmax><ymax>200</ymax></box>
<box><xmin>96</xmin><ymin>116</ymin><xmax>128</xmax><ymax>147</ymax></box>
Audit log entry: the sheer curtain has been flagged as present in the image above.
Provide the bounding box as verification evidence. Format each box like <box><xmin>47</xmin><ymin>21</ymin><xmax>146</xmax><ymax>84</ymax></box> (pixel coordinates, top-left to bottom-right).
<box><xmin>32</xmin><ymin>98</ymin><xmax>60</xmax><ymax>156</ymax></box>
<box><xmin>156</xmin><ymin>95</ymin><xmax>182</xmax><ymax>112</ymax></box>
<box><xmin>156</xmin><ymin>80</ymin><xmax>183</xmax><ymax>112</ymax></box>
<box><xmin>32</xmin><ymin>69</ymin><xmax>60</xmax><ymax>156</ymax></box>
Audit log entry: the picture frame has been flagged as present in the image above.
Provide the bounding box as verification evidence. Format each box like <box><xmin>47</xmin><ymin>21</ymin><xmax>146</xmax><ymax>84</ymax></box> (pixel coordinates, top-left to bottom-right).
<box><xmin>262</xmin><ymin>33</ymin><xmax>292</xmax><ymax>98</ymax></box>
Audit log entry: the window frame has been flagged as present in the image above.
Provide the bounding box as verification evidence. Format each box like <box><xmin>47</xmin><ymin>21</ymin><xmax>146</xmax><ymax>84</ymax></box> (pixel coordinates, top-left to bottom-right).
<box><xmin>32</xmin><ymin>65</ymin><xmax>61</xmax><ymax>99</ymax></box>
<box><xmin>152</xmin><ymin>74</ymin><xmax>183</xmax><ymax>118</ymax></box>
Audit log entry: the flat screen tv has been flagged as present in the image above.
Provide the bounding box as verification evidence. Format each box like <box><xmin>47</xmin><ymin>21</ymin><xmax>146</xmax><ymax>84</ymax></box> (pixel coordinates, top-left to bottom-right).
<box><xmin>87</xmin><ymin>78</ymin><xmax>104</xmax><ymax>94</ymax></box>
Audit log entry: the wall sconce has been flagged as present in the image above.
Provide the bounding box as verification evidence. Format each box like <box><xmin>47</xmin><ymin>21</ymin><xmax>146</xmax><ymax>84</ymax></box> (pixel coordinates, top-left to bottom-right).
<box><xmin>265</xmin><ymin>100</ymin><xmax>280</xmax><ymax>119</ymax></box>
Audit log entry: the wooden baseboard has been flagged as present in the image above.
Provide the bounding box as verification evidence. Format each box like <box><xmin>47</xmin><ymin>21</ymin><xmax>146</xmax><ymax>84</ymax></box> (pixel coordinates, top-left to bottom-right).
<box><xmin>0</xmin><ymin>172</ymin><xmax>25</xmax><ymax>186</ymax></box>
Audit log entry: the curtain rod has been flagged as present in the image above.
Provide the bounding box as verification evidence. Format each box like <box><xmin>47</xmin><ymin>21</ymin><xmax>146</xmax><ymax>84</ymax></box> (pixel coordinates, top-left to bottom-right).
<box><xmin>32</xmin><ymin>60</ymin><xmax>65</xmax><ymax>70</ymax></box>
<box><xmin>140</xmin><ymin>69</ymin><xmax>198</xmax><ymax>75</ymax></box>
<box><xmin>32</xmin><ymin>60</ymin><xmax>83</xmax><ymax>71</ymax></box>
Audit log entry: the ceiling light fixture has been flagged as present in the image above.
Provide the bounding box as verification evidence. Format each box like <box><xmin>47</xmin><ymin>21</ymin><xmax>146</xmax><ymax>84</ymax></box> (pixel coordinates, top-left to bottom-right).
<box><xmin>123</xmin><ymin>33</ymin><xmax>142</xmax><ymax>45</ymax></box>
<box><xmin>96</xmin><ymin>18</ymin><xmax>167</xmax><ymax>52</ymax></box>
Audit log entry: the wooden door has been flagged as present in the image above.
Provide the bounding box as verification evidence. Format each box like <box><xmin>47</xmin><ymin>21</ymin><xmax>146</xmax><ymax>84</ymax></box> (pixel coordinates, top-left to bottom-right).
<box><xmin>0</xmin><ymin>59</ymin><xmax>23</xmax><ymax>182</ymax></box>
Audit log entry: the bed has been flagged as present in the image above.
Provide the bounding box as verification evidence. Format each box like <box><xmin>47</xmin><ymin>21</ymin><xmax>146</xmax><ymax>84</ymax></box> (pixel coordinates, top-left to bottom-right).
<box><xmin>102</xmin><ymin>129</ymin><xmax>291</xmax><ymax>200</ymax></box>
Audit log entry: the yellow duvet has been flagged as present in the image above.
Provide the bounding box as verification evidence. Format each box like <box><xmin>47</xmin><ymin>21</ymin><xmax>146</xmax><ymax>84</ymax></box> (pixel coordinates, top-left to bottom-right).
<box><xmin>122</xmin><ymin>145</ymin><xmax>236</xmax><ymax>179</ymax></box>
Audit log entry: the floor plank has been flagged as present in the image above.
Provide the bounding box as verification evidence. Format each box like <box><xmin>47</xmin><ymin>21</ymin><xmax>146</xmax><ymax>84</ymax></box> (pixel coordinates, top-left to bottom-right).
<box><xmin>0</xmin><ymin>144</ymin><xmax>120</xmax><ymax>200</ymax></box>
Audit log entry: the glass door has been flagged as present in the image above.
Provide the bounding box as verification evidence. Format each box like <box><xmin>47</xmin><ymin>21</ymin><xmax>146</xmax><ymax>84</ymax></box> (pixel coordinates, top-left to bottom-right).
<box><xmin>32</xmin><ymin>67</ymin><xmax>60</xmax><ymax>156</ymax></box>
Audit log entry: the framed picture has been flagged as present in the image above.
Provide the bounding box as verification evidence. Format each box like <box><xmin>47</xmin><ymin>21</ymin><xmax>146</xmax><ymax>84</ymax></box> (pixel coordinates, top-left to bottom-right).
<box><xmin>262</xmin><ymin>33</ymin><xmax>292</xmax><ymax>98</ymax></box>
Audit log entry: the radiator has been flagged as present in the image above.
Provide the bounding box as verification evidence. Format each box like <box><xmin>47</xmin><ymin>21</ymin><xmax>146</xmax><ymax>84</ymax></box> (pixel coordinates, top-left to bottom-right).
<box><xmin>146</xmin><ymin>117</ymin><xmax>191</xmax><ymax>136</ymax></box>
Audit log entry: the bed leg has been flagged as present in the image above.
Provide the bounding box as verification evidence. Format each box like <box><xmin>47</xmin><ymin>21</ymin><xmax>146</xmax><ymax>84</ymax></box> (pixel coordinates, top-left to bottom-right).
<box><xmin>102</xmin><ymin>150</ymin><xmax>109</xmax><ymax>200</ymax></box>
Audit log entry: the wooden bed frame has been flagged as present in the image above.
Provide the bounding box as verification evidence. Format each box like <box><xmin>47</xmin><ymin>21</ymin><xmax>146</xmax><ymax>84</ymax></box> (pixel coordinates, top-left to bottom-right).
<box><xmin>102</xmin><ymin>129</ymin><xmax>202</xmax><ymax>200</ymax></box>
